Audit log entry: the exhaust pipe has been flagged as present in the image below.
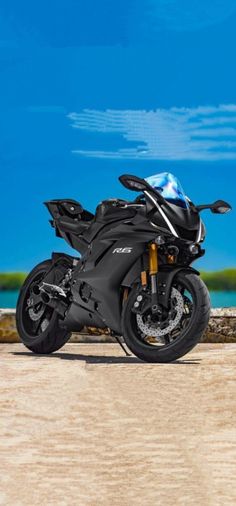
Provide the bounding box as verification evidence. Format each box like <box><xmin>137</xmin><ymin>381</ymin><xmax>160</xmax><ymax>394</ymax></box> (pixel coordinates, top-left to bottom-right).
<box><xmin>38</xmin><ymin>282</ymin><xmax>67</xmax><ymax>305</ymax></box>
<box><xmin>40</xmin><ymin>282</ymin><xmax>67</xmax><ymax>298</ymax></box>
<box><xmin>40</xmin><ymin>291</ymin><xmax>51</xmax><ymax>304</ymax></box>
<box><xmin>39</xmin><ymin>285</ymin><xmax>68</xmax><ymax>317</ymax></box>
<box><xmin>34</xmin><ymin>282</ymin><xmax>68</xmax><ymax>317</ymax></box>
<box><xmin>32</xmin><ymin>284</ymin><xmax>40</xmax><ymax>295</ymax></box>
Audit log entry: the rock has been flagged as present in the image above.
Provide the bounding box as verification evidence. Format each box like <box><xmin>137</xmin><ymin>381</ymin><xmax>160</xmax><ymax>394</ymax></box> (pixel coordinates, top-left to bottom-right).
<box><xmin>0</xmin><ymin>309</ymin><xmax>19</xmax><ymax>343</ymax></box>
<box><xmin>202</xmin><ymin>308</ymin><xmax>236</xmax><ymax>343</ymax></box>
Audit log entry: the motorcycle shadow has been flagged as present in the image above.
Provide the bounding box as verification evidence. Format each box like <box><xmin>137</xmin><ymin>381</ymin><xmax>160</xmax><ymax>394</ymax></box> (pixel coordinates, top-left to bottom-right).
<box><xmin>13</xmin><ymin>351</ymin><xmax>201</xmax><ymax>365</ymax></box>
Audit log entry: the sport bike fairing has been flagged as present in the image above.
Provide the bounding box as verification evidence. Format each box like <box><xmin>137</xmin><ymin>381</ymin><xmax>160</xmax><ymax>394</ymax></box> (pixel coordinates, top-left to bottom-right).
<box><xmin>64</xmin><ymin>220</ymin><xmax>158</xmax><ymax>334</ymax></box>
<box><xmin>143</xmin><ymin>173</ymin><xmax>202</xmax><ymax>242</ymax></box>
<box><xmin>44</xmin><ymin>174</ymin><xmax>206</xmax><ymax>334</ymax></box>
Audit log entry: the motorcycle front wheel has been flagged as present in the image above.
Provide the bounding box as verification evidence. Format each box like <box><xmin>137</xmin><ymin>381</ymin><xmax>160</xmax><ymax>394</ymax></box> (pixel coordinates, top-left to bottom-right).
<box><xmin>121</xmin><ymin>272</ymin><xmax>211</xmax><ymax>363</ymax></box>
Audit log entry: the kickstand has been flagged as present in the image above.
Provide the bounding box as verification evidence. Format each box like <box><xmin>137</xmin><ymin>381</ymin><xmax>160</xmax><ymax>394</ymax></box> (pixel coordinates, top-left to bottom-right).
<box><xmin>113</xmin><ymin>335</ymin><xmax>132</xmax><ymax>356</ymax></box>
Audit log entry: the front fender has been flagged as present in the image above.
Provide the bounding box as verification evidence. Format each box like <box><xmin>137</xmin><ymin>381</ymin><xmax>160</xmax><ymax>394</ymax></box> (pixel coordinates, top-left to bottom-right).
<box><xmin>157</xmin><ymin>266</ymin><xmax>200</xmax><ymax>308</ymax></box>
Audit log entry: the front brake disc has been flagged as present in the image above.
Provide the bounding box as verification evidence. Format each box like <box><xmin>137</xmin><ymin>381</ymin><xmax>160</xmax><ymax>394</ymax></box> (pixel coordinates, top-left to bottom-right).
<box><xmin>136</xmin><ymin>287</ymin><xmax>184</xmax><ymax>338</ymax></box>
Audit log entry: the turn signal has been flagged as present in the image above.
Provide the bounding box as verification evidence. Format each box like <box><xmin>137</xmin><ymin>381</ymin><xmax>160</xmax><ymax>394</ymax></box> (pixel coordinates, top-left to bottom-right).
<box><xmin>155</xmin><ymin>235</ymin><xmax>165</xmax><ymax>246</ymax></box>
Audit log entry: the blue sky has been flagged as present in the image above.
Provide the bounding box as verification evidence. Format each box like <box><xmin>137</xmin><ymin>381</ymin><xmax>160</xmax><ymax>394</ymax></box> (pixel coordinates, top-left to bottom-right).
<box><xmin>0</xmin><ymin>0</ymin><xmax>236</xmax><ymax>271</ymax></box>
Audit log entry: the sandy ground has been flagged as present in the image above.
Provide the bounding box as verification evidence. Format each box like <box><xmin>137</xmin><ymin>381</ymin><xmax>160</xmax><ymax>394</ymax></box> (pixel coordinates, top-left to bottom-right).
<box><xmin>0</xmin><ymin>343</ymin><xmax>236</xmax><ymax>506</ymax></box>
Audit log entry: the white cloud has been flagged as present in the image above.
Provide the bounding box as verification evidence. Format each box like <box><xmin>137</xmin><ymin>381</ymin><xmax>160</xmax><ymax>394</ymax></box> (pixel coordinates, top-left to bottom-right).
<box><xmin>68</xmin><ymin>104</ymin><xmax>236</xmax><ymax>161</ymax></box>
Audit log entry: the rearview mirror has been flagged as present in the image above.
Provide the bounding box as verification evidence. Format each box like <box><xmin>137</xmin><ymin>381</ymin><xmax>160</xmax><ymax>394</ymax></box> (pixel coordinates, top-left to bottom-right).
<box><xmin>119</xmin><ymin>174</ymin><xmax>148</xmax><ymax>192</ymax></box>
<box><xmin>211</xmin><ymin>200</ymin><xmax>232</xmax><ymax>214</ymax></box>
<box><xmin>196</xmin><ymin>200</ymin><xmax>232</xmax><ymax>213</ymax></box>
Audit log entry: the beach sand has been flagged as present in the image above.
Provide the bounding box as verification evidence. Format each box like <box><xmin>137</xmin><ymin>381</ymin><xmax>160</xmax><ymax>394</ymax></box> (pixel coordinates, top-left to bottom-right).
<box><xmin>0</xmin><ymin>343</ymin><xmax>236</xmax><ymax>505</ymax></box>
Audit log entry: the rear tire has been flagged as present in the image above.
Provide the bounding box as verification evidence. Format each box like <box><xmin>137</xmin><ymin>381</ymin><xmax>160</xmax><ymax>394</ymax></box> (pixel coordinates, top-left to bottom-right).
<box><xmin>16</xmin><ymin>260</ymin><xmax>72</xmax><ymax>354</ymax></box>
<box><xmin>121</xmin><ymin>272</ymin><xmax>211</xmax><ymax>363</ymax></box>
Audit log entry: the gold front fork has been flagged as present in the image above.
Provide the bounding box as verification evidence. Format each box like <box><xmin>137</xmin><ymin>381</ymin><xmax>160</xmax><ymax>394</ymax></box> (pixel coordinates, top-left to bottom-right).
<box><xmin>149</xmin><ymin>242</ymin><xmax>158</xmax><ymax>311</ymax></box>
<box><xmin>141</xmin><ymin>242</ymin><xmax>158</xmax><ymax>288</ymax></box>
<box><xmin>149</xmin><ymin>242</ymin><xmax>158</xmax><ymax>275</ymax></box>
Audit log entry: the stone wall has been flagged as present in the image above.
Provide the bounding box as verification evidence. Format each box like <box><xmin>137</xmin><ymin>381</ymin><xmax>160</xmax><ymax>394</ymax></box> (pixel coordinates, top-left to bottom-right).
<box><xmin>1</xmin><ymin>307</ymin><xmax>236</xmax><ymax>343</ymax></box>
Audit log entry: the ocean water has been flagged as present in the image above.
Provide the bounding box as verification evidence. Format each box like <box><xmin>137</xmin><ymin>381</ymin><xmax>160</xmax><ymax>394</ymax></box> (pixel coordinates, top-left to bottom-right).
<box><xmin>0</xmin><ymin>291</ymin><xmax>19</xmax><ymax>308</ymax></box>
<box><xmin>1</xmin><ymin>290</ymin><xmax>236</xmax><ymax>309</ymax></box>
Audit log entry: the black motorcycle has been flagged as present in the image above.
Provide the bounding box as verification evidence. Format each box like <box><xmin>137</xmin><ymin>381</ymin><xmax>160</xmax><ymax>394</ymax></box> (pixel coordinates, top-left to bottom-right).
<box><xmin>16</xmin><ymin>172</ymin><xmax>231</xmax><ymax>362</ymax></box>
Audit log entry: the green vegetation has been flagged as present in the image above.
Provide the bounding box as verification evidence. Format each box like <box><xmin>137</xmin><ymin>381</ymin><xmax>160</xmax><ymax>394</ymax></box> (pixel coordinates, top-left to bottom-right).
<box><xmin>201</xmin><ymin>269</ymin><xmax>236</xmax><ymax>291</ymax></box>
<box><xmin>0</xmin><ymin>268</ymin><xmax>236</xmax><ymax>292</ymax></box>
<box><xmin>0</xmin><ymin>272</ymin><xmax>27</xmax><ymax>291</ymax></box>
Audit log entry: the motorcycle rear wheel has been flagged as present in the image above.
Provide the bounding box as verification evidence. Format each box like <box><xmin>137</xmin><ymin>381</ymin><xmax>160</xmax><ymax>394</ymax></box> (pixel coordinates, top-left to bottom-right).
<box><xmin>16</xmin><ymin>260</ymin><xmax>72</xmax><ymax>354</ymax></box>
<box><xmin>121</xmin><ymin>272</ymin><xmax>210</xmax><ymax>363</ymax></box>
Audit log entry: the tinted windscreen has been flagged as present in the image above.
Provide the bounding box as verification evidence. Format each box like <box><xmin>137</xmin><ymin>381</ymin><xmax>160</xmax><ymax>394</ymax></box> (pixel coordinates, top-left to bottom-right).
<box><xmin>145</xmin><ymin>172</ymin><xmax>189</xmax><ymax>209</ymax></box>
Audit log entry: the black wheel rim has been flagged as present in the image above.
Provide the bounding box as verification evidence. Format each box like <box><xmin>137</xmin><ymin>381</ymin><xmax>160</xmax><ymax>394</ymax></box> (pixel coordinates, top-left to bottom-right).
<box><xmin>21</xmin><ymin>270</ymin><xmax>54</xmax><ymax>339</ymax></box>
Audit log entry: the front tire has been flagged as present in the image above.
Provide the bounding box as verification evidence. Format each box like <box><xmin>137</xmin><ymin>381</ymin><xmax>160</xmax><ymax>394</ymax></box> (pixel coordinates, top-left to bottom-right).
<box><xmin>16</xmin><ymin>260</ymin><xmax>71</xmax><ymax>354</ymax></box>
<box><xmin>121</xmin><ymin>272</ymin><xmax>211</xmax><ymax>363</ymax></box>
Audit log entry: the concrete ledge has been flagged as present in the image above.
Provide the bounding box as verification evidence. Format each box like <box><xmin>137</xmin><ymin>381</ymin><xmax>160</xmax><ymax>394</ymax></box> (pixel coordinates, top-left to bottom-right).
<box><xmin>0</xmin><ymin>309</ymin><xmax>19</xmax><ymax>343</ymax></box>
<box><xmin>1</xmin><ymin>307</ymin><xmax>236</xmax><ymax>343</ymax></box>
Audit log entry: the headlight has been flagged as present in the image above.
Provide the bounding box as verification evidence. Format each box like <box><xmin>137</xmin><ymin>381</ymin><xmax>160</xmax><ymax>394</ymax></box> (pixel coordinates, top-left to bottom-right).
<box><xmin>189</xmin><ymin>244</ymin><xmax>199</xmax><ymax>255</ymax></box>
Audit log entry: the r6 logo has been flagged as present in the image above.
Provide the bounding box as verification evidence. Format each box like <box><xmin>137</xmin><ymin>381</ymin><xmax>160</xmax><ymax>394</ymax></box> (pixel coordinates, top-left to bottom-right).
<box><xmin>112</xmin><ymin>247</ymin><xmax>133</xmax><ymax>254</ymax></box>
